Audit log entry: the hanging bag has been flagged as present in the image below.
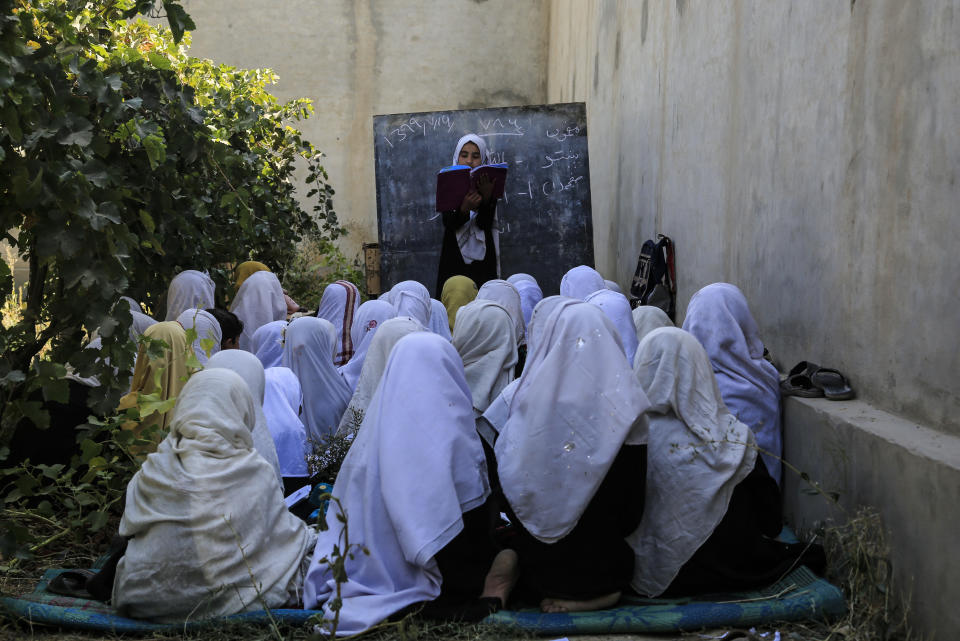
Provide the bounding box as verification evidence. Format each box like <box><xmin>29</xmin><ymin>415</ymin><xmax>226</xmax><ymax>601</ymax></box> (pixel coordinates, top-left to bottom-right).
<box><xmin>629</xmin><ymin>234</ymin><xmax>676</xmax><ymax>321</ymax></box>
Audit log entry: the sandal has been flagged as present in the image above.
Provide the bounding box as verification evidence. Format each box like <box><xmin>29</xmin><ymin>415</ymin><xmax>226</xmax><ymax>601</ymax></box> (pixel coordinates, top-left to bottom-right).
<box><xmin>810</xmin><ymin>367</ymin><xmax>855</xmax><ymax>400</ymax></box>
<box><xmin>47</xmin><ymin>569</ymin><xmax>97</xmax><ymax>599</ymax></box>
<box><xmin>780</xmin><ymin>362</ymin><xmax>824</xmax><ymax>397</ymax></box>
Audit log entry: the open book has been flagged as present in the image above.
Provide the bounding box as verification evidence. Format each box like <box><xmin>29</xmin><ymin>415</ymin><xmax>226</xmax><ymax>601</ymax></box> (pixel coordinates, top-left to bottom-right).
<box><xmin>435</xmin><ymin>163</ymin><xmax>508</xmax><ymax>212</ymax></box>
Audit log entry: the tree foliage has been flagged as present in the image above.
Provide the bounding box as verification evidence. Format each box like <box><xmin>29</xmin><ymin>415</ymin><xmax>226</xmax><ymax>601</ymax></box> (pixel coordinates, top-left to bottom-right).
<box><xmin>0</xmin><ymin>0</ymin><xmax>340</xmax><ymax>434</ymax></box>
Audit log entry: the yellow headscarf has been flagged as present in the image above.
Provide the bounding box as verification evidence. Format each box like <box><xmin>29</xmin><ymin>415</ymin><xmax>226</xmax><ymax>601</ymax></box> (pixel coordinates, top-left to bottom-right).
<box><xmin>117</xmin><ymin>321</ymin><xmax>191</xmax><ymax>454</ymax></box>
<box><xmin>234</xmin><ymin>261</ymin><xmax>271</xmax><ymax>290</ymax></box>
<box><xmin>441</xmin><ymin>275</ymin><xmax>478</xmax><ymax>331</ymax></box>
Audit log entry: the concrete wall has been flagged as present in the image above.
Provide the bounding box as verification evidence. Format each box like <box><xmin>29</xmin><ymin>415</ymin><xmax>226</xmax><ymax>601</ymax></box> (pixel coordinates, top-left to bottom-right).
<box><xmin>547</xmin><ymin>0</ymin><xmax>960</xmax><ymax>437</ymax></box>
<box><xmin>178</xmin><ymin>0</ymin><xmax>550</xmax><ymax>260</ymax></box>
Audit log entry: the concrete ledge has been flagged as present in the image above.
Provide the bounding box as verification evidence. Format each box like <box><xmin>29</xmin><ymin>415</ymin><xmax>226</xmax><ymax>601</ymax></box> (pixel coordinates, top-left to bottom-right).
<box><xmin>782</xmin><ymin>397</ymin><xmax>960</xmax><ymax>640</ymax></box>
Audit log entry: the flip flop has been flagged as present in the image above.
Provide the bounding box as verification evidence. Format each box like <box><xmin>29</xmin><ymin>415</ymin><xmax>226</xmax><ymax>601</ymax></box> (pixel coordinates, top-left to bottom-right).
<box><xmin>47</xmin><ymin>569</ymin><xmax>97</xmax><ymax>598</ymax></box>
<box><xmin>786</xmin><ymin>360</ymin><xmax>820</xmax><ymax>379</ymax></box>
<box><xmin>780</xmin><ymin>372</ymin><xmax>824</xmax><ymax>398</ymax></box>
<box><xmin>810</xmin><ymin>367</ymin><xmax>855</xmax><ymax>400</ymax></box>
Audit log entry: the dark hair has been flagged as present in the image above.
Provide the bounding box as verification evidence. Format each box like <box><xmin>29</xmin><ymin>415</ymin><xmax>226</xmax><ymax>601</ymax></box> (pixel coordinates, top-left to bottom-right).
<box><xmin>205</xmin><ymin>308</ymin><xmax>243</xmax><ymax>346</ymax></box>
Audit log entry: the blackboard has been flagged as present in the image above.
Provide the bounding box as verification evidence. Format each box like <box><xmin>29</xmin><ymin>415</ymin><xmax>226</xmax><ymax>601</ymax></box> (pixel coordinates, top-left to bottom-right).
<box><xmin>372</xmin><ymin>103</ymin><xmax>593</xmax><ymax>296</ymax></box>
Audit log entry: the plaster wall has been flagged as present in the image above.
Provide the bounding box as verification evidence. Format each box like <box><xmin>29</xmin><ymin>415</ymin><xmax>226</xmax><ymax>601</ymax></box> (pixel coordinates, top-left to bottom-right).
<box><xmin>177</xmin><ymin>0</ymin><xmax>549</xmax><ymax>260</ymax></box>
<box><xmin>547</xmin><ymin>0</ymin><xmax>960</xmax><ymax>436</ymax></box>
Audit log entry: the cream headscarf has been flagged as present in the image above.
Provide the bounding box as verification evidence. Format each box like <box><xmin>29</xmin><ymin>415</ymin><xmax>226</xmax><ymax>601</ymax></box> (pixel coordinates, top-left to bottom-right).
<box><xmin>452</xmin><ymin>300</ymin><xmax>517</xmax><ymax>413</ymax></box>
<box><xmin>176</xmin><ymin>308</ymin><xmax>222</xmax><ymax>366</ymax></box>
<box><xmin>164</xmin><ymin>270</ymin><xmax>215</xmax><ymax>322</ymax></box>
<box><xmin>114</xmin><ymin>369</ymin><xmax>315</xmax><ymax>622</ymax></box>
<box><xmin>628</xmin><ymin>327</ymin><xmax>756</xmax><ymax>596</ymax></box>
<box><xmin>229</xmin><ymin>271</ymin><xmax>287</xmax><ymax>352</ymax></box>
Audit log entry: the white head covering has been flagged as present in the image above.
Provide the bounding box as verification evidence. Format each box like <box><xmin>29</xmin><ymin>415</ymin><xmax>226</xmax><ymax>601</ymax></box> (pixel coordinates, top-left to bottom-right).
<box><xmin>303</xmin><ymin>333</ymin><xmax>490</xmax><ymax>634</ymax></box>
<box><xmin>506</xmin><ymin>273</ymin><xmax>536</xmax><ymax>286</ymax></box>
<box><xmin>229</xmin><ymin>271</ymin><xmax>287</xmax><ymax>353</ymax></box>
<box><xmin>584</xmin><ymin>289</ymin><xmax>640</xmax><ymax>365</ymax></box>
<box><xmin>388</xmin><ymin>280</ymin><xmax>431</xmax><ymax>327</ymax></box>
<box><xmin>476</xmin><ymin>279</ymin><xmax>525</xmax><ymax>346</ymax></box>
<box><xmin>263</xmin><ymin>367</ymin><xmax>309</xmax><ymax>478</ymax></box>
<box><xmin>559</xmin><ymin>265</ymin><xmax>606</xmax><ymax>300</ymax></box>
<box><xmin>176</xmin><ymin>308</ymin><xmax>222</xmax><ymax>366</ymax></box>
<box><xmin>632</xmin><ymin>305</ymin><xmax>674</xmax><ymax>348</ymax></box>
<box><xmin>628</xmin><ymin>327</ymin><xmax>757</xmax><ymax>596</ymax></box>
<box><xmin>336</xmin><ymin>317</ymin><xmax>424</xmax><ymax>435</ymax></box>
<box><xmin>316</xmin><ymin>280</ymin><xmax>361</xmax><ymax>366</ymax></box>
<box><xmin>339</xmin><ymin>301</ymin><xmax>397</xmax><ymax>392</ymax></box>
<box><xmin>451</xmin><ymin>134</ymin><xmax>499</xmax><ymax>267</ymax></box>
<box><xmin>452</xmin><ymin>300</ymin><xmax>517</xmax><ymax>413</ymax></box>
<box><xmin>509</xmin><ymin>278</ymin><xmax>543</xmax><ymax>327</ymax></box>
<box><xmin>113</xmin><ymin>369</ymin><xmax>315</xmax><ymax>621</ymax></box>
<box><xmin>494</xmin><ymin>300</ymin><xmax>650</xmax><ymax>543</ymax></box>
<box><xmin>283</xmin><ymin>317</ymin><xmax>351</xmax><ymax>442</ymax></box>
<box><xmin>681</xmin><ymin>283</ymin><xmax>782</xmax><ymax>484</ymax></box>
<box><xmin>604</xmin><ymin>279</ymin><xmax>624</xmax><ymax>294</ymax></box>
<box><xmin>251</xmin><ymin>320</ymin><xmax>287</xmax><ymax>369</ymax></box>
<box><xmin>205</xmin><ymin>349</ymin><xmax>283</xmax><ymax>485</ymax></box>
<box><xmin>428</xmin><ymin>299</ymin><xmax>453</xmax><ymax>340</ymax></box>
<box><xmin>164</xmin><ymin>270</ymin><xmax>215</xmax><ymax>321</ymax></box>
<box><xmin>525</xmin><ymin>295</ymin><xmax>571</xmax><ymax>356</ymax></box>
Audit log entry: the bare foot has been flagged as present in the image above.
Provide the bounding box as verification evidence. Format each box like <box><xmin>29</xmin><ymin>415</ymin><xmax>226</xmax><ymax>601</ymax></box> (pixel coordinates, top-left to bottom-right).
<box><xmin>480</xmin><ymin>549</ymin><xmax>519</xmax><ymax>607</ymax></box>
<box><xmin>540</xmin><ymin>590</ymin><xmax>621</xmax><ymax>613</ymax></box>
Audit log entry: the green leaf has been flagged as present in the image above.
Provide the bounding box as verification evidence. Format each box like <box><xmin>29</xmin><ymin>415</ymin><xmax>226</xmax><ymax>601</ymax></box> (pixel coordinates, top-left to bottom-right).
<box><xmin>81</xmin><ymin>439</ymin><xmax>102</xmax><ymax>461</ymax></box>
<box><xmin>87</xmin><ymin>511</ymin><xmax>110</xmax><ymax>531</ymax></box>
<box><xmin>162</xmin><ymin>1</ymin><xmax>196</xmax><ymax>43</ymax></box>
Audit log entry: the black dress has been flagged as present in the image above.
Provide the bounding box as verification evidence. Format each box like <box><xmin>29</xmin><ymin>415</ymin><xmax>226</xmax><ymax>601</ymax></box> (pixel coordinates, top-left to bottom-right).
<box><xmin>435</xmin><ymin>199</ymin><xmax>498</xmax><ymax>298</ymax></box>
<box><xmin>500</xmin><ymin>445</ymin><xmax>648</xmax><ymax>602</ymax></box>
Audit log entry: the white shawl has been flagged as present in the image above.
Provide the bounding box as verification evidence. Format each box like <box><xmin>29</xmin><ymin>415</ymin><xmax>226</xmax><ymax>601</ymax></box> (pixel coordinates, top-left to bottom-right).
<box><xmin>164</xmin><ymin>270</ymin><xmax>215</xmax><ymax>321</ymax></box>
<box><xmin>451</xmin><ymin>134</ymin><xmax>499</xmax><ymax>267</ymax></box>
<box><xmin>507</xmin><ymin>275</ymin><xmax>543</xmax><ymax>327</ymax></box>
<box><xmin>176</xmin><ymin>308</ymin><xmax>222</xmax><ymax>366</ymax></box>
<box><xmin>559</xmin><ymin>265</ymin><xmax>606</xmax><ymax>300</ymax></box>
<box><xmin>452</xmin><ymin>300</ymin><xmax>517</xmax><ymax>413</ymax></box>
<box><xmin>229</xmin><ymin>271</ymin><xmax>287</xmax><ymax>352</ymax></box>
<box><xmin>584</xmin><ymin>289</ymin><xmax>640</xmax><ymax>365</ymax></box>
<box><xmin>283</xmin><ymin>317</ymin><xmax>351</xmax><ymax>443</ymax></box>
<box><xmin>632</xmin><ymin>305</ymin><xmax>674</xmax><ymax>349</ymax></box>
<box><xmin>476</xmin><ymin>279</ymin><xmax>525</xmax><ymax>346</ymax></box>
<box><xmin>336</xmin><ymin>317</ymin><xmax>424</xmax><ymax>435</ymax></box>
<box><xmin>303</xmin><ymin>333</ymin><xmax>490</xmax><ymax>635</ymax></box>
<box><xmin>388</xmin><ymin>280</ymin><xmax>432</xmax><ymax>327</ymax></box>
<box><xmin>251</xmin><ymin>320</ymin><xmax>287</xmax><ymax>369</ymax></box>
<box><xmin>628</xmin><ymin>327</ymin><xmax>757</xmax><ymax>596</ymax></box>
<box><xmin>316</xmin><ymin>280</ymin><xmax>361</xmax><ymax>366</ymax></box>
<box><xmin>428</xmin><ymin>299</ymin><xmax>453</xmax><ymax>340</ymax></box>
<box><xmin>604</xmin><ymin>279</ymin><xmax>624</xmax><ymax>294</ymax></box>
<box><xmin>263</xmin><ymin>366</ymin><xmax>309</xmax><ymax>478</ymax></box>
<box><xmin>114</xmin><ymin>369</ymin><xmax>315</xmax><ymax>621</ymax></box>
<box><xmin>339</xmin><ymin>301</ymin><xmax>396</xmax><ymax>391</ymax></box>
<box><xmin>205</xmin><ymin>350</ymin><xmax>283</xmax><ymax>485</ymax></box>
<box><xmin>494</xmin><ymin>300</ymin><xmax>650</xmax><ymax>543</ymax></box>
<box><xmin>681</xmin><ymin>283</ymin><xmax>782</xmax><ymax>484</ymax></box>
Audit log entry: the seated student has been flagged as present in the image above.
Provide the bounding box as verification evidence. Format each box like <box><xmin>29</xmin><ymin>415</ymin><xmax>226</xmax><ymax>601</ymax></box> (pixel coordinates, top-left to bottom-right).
<box><xmin>451</xmin><ymin>299</ymin><xmax>517</xmax><ymax>415</ymax></box>
<box><xmin>206</xmin><ymin>308</ymin><xmax>243</xmax><ymax>350</ymax></box>
<box><xmin>229</xmin><ymin>270</ymin><xmax>287</xmax><ymax>352</ymax></box>
<box><xmin>631</xmin><ymin>305</ymin><xmax>673</xmax><ymax>346</ymax></box>
<box><xmin>506</xmin><ymin>273</ymin><xmax>542</xmax><ymax>327</ymax></box>
<box><xmin>303</xmin><ymin>333</ymin><xmax>518</xmax><ymax>634</ymax></box>
<box><xmin>386</xmin><ymin>280</ymin><xmax>432</xmax><ymax>328</ymax></box>
<box><xmin>681</xmin><ymin>283</ymin><xmax>783</xmax><ymax>484</ymax></box>
<box><xmin>428</xmin><ymin>298</ymin><xmax>452</xmax><ymax>340</ymax></box>
<box><xmin>584</xmin><ymin>288</ymin><xmax>639</xmax><ymax>365</ymax></box>
<box><xmin>315</xmin><ymin>280</ymin><xmax>361</xmax><ymax>366</ymax></box>
<box><xmin>164</xmin><ymin>270</ymin><xmax>215</xmax><ymax>321</ymax></box>
<box><xmin>494</xmin><ymin>299</ymin><xmax>650</xmax><ymax>613</ymax></box>
<box><xmin>176</xmin><ymin>308</ymin><xmax>221</xmax><ymax>366</ymax></box>
<box><xmin>112</xmin><ymin>368</ymin><xmax>315</xmax><ymax>621</ymax></box>
<box><xmin>629</xmin><ymin>328</ymin><xmax>821</xmax><ymax>597</ymax></box>
<box><xmin>338</xmin><ymin>300</ymin><xmax>396</xmax><ymax>392</ymax></box>
<box><xmin>440</xmin><ymin>275</ymin><xmax>478</xmax><ymax>332</ymax></box>
<box><xmin>476</xmin><ymin>280</ymin><xmax>526</xmax><ymax>375</ymax></box>
<box><xmin>559</xmin><ymin>265</ymin><xmax>606</xmax><ymax>300</ymax></box>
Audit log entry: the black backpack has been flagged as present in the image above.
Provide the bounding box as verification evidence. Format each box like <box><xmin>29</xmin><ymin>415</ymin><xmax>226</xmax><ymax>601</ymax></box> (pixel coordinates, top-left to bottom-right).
<box><xmin>629</xmin><ymin>234</ymin><xmax>676</xmax><ymax>321</ymax></box>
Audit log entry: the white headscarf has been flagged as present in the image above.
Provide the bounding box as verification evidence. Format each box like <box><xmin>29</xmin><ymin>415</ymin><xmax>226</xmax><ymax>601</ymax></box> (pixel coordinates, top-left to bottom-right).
<box><xmin>388</xmin><ymin>280</ymin><xmax>431</xmax><ymax>327</ymax></box>
<box><xmin>164</xmin><ymin>270</ymin><xmax>215</xmax><ymax>321</ymax></box>
<box><xmin>451</xmin><ymin>134</ymin><xmax>499</xmax><ymax>267</ymax></box>
<box><xmin>681</xmin><ymin>283</ymin><xmax>782</xmax><ymax>484</ymax></box>
<box><xmin>584</xmin><ymin>289</ymin><xmax>640</xmax><ymax>366</ymax></box>
<box><xmin>205</xmin><ymin>350</ymin><xmax>283</xmax><ymax>485</ymax></box>
<box><xmin>339</xmin><ymin>301</ymin><xmax>397</xmax><ymax>391</ymax></box>
<box><xmin>251</xmin><ymin>320</ymin><xmax>287</xmax><ymax>369</ymax></box>
<box><xmin>303</xmin><ymin>333</ymin><xmax>490</xmax><ymax>635</ymax></box>
<box><xmin>283</xmin><ymin>317</ymin><xmax>351</xmax><ymax>443</ymax></box>
<box><xmin>176</xmin><ymin>308</ymin><xmax>222</xmax><ymax>366</ymax></box>
<box><xmin>263</xmin><ymin>367</ymin><xmax>309</xmax><ymax>478</ymax></box>
<box><xmin>604</xmin><ymin>279</ymin><xmax>623</xmax><ymax>294</ymax></box>
<box><xmin>229</xmin><ymin>271</ymin><xmax>287</xmax><ymax>353</ymax></box>
<box><xmin>476</xmin><ymin>279</ymin><xmax>525</xmax><ymax>346</ymax></box>
<box><xmin>507</xmin><ymin>275</ymin><xmax>543</xmax><ymax>327</ymax></box>
<box><xmin>495</xmin><ymin>300</ymin><xmax>650</xmax><ymax>543</ymax></box>
<box><xmin>316</xmin><ymin>280</ymin><xmax>361</xmax><ymax>366</ymax></box>
<box><xmin>452</xmin><ymin>300</ymin><xmax>517</xmax><ymax>413</ymax></box>
<box><xmin>428</xmin><ymin>299</ymin><xmax>453</xmax><ymax>340</ymax></box>
<box><xmin>114</xmin><ymin>369</ymin><xmax>315</xmax><ymax>622</ymax></box>
<box><xmin>559</xmin><ymin>265</ymin><xmax>606</xmax><ymax>300</ymax></box>
<box><xmin>336</xmin><ymin>317</ymin><xmax>424</xmax><ymax>435</ymax></box>
<box><xmin>628</xmin><ymin>327</ymin><xmax>757</xmax><ymax>596</ymax></box>
<box><xmin>632</xmin><ymin>305</ymin><xmax>674</xmax><ymax>349</ymax></box>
